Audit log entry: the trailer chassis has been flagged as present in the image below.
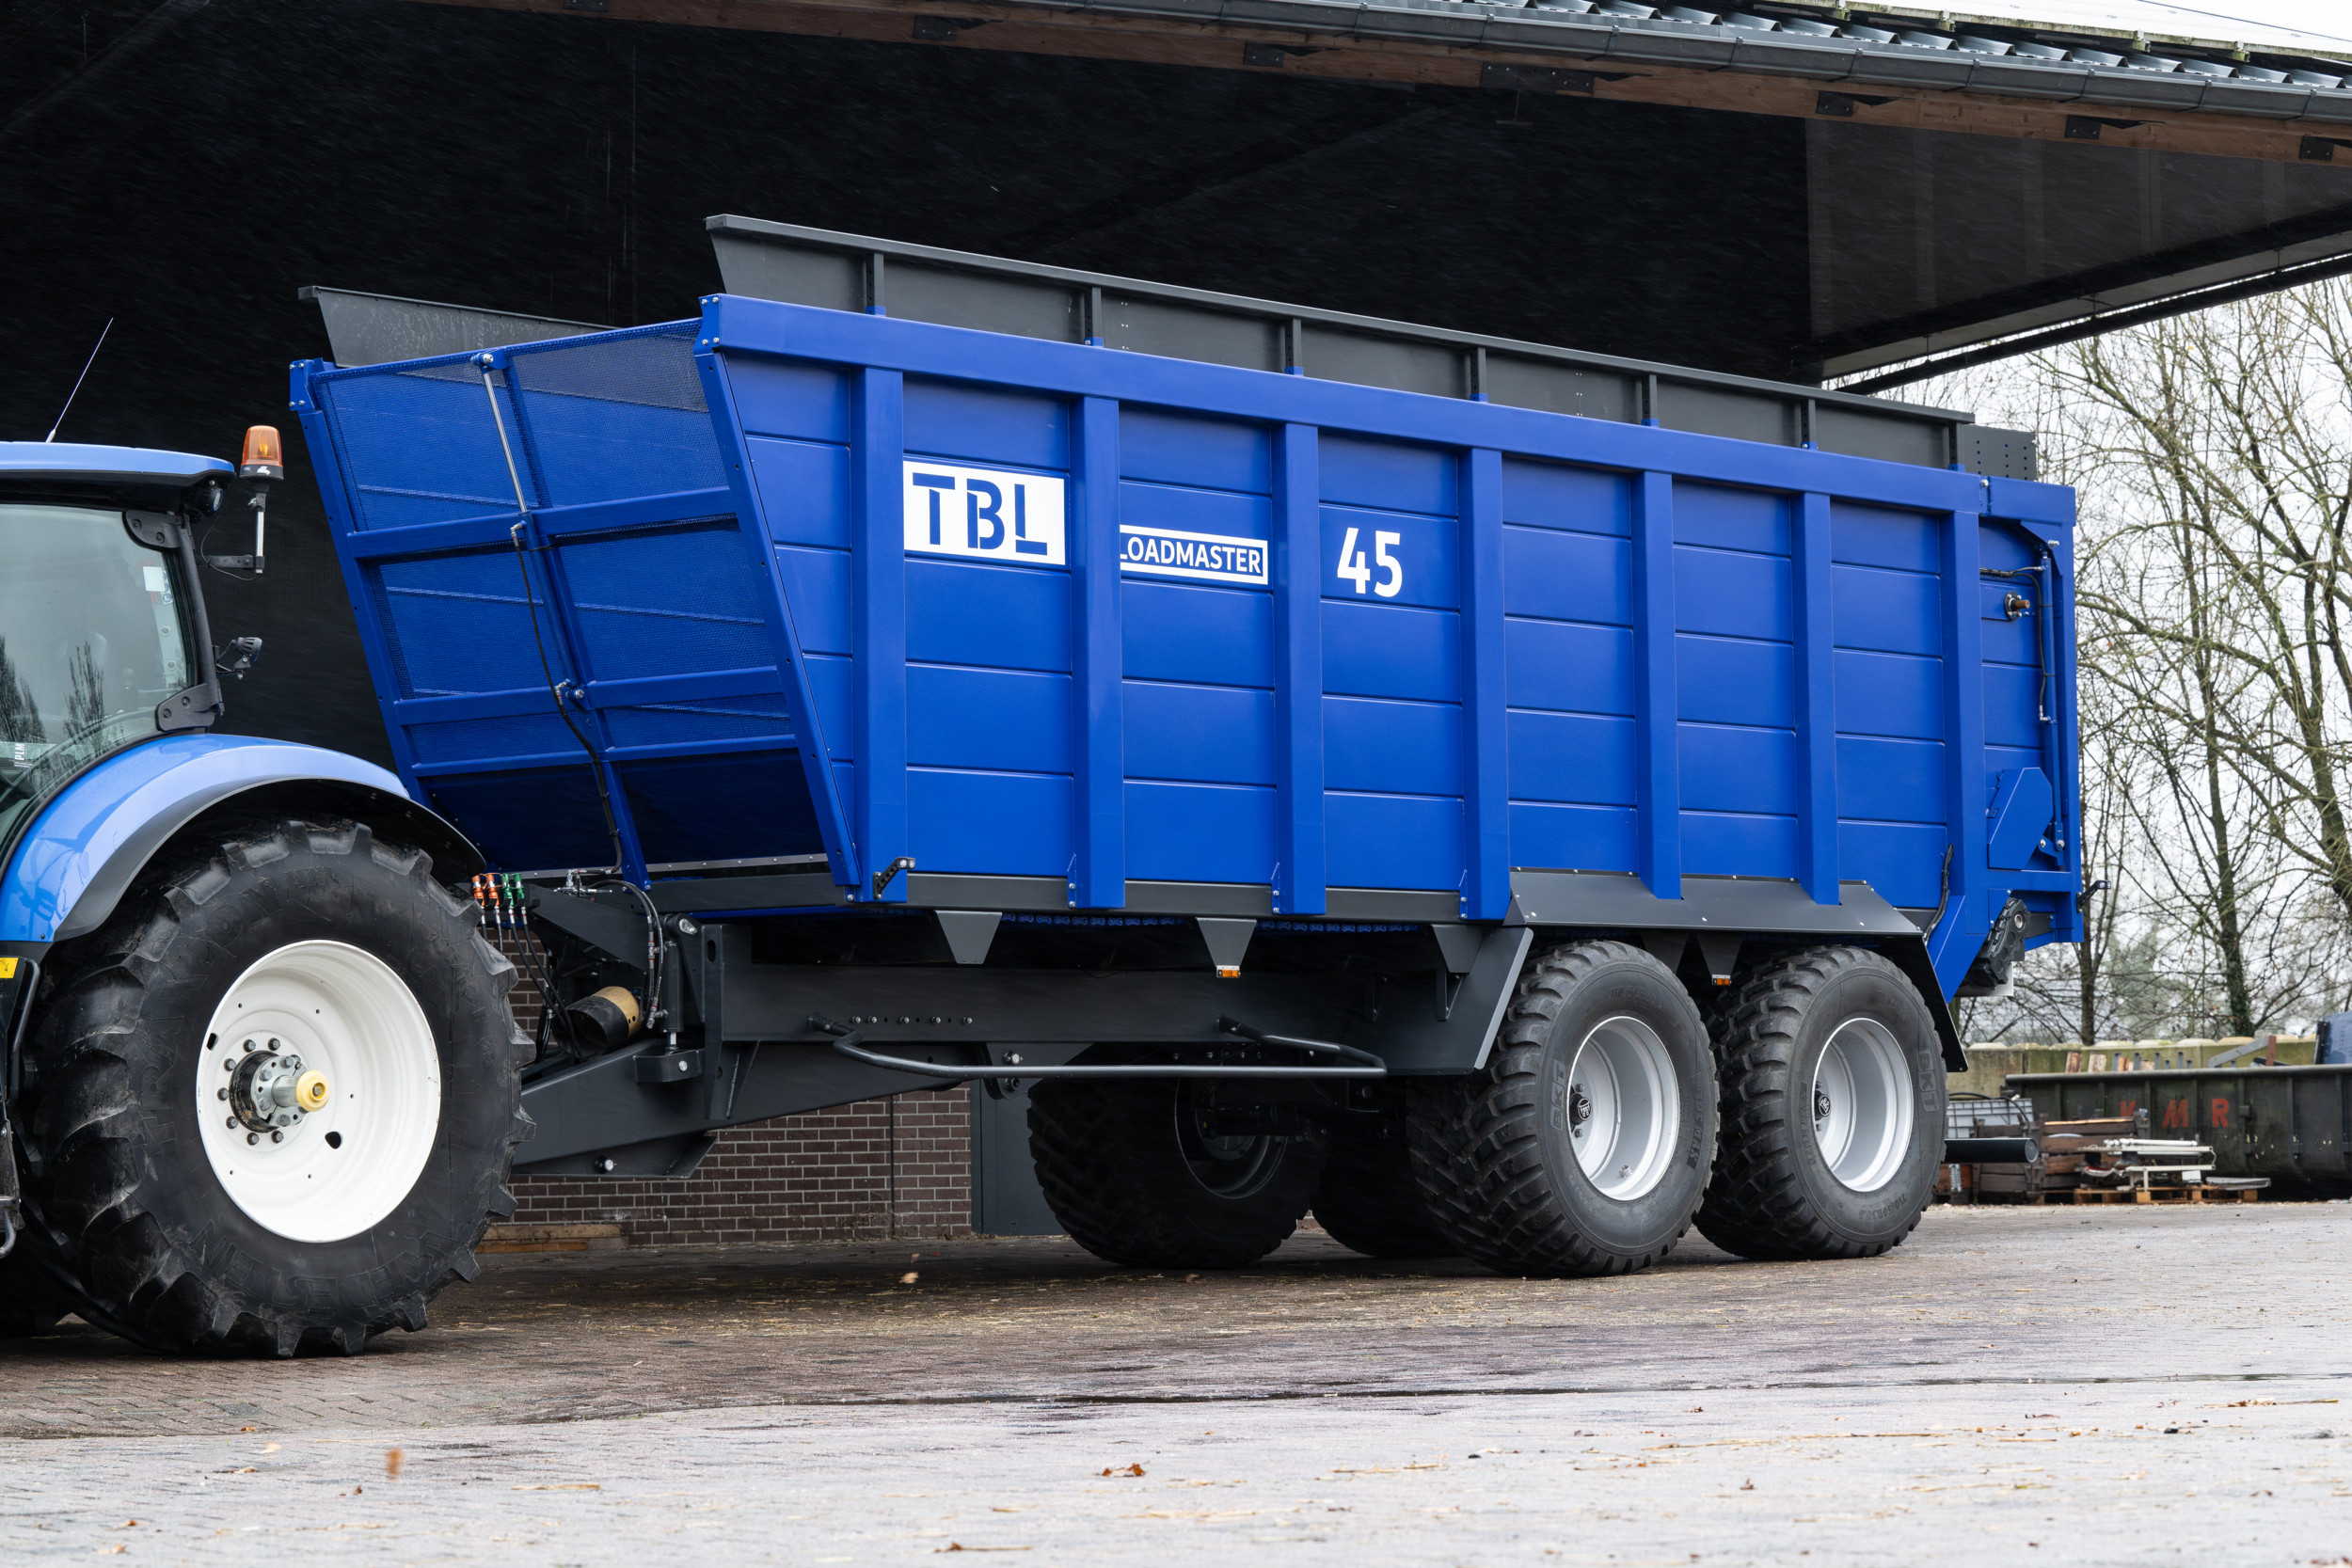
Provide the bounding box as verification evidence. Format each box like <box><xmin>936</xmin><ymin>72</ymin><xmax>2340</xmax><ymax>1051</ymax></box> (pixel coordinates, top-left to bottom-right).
<box><xmin>511</xmin><ymin>868</ymin><xmax>1958</xmax><ymax>1179</ymax></box>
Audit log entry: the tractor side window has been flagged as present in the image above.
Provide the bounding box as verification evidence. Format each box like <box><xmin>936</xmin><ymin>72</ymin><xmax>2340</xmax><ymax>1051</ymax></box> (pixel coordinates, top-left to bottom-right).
<box><xmin>0</xmin><ymin>504</ymin><xmax>196</xmax><ymax>846</ymax></box>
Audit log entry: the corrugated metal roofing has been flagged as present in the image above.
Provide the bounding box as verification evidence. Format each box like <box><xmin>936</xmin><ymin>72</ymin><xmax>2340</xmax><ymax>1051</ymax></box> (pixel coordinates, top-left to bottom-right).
<box><xmin>1905</xmin><ymin>3</ymin><xmax>2345</xmax><ymax>53</ymax></box>
<box><xmin>1498</xmin><ymin>1</ymin><xmax>2352</xmax><ymax>87</ymax></box>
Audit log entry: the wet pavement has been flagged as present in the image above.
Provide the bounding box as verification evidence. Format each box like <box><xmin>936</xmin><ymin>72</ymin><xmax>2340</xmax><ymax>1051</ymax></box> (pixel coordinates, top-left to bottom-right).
<box><xmin>2</xmin><ymin>1202</ymin><xmax>2345</xmax><ymax>1563</ymax></box>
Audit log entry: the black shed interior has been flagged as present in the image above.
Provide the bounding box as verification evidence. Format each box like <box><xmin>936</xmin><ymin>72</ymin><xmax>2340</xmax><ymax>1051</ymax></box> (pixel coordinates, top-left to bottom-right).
<box><xmin>6</xmin><ymin>0</ymin><xmax>2350</xmax><ymax>763</ymax></box>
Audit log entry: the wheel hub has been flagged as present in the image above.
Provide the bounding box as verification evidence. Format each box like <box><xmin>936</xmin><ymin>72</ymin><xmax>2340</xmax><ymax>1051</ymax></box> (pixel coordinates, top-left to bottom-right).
<box><xmin>194</xmin><ymin>939</ymin><xmax>442</xmax><ymax>1243</ymax></box>
<box><xmin>221</xmin><ymin>1039</ymin><xmax>330</xmax><ymax>1141</ymax></box>
<box><xmin>1810</xmin><ymin>1018</ymin><xmax>1915</xmax><ymax>1194</ymax></box>
<box><xmin>1562</xmin><ymin>1015</ymin><xmax>1678</xmax><ymax>1202</ymax></box>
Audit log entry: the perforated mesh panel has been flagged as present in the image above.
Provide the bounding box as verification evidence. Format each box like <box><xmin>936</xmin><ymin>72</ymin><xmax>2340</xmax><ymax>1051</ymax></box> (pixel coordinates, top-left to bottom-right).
<box><xmin>510</xmin><ymin>327</ymin><xmax>707</xmax><ymax>412</ymax></box>
<box><xmin>369</xmin><ymin>551</ymin><xmax>568</xmax><ymax>698</ymax></box>
<box><xmin>604</xmin><ymin>694</ymin><xmax>794</xmax><ymax>749</ymax></box>
<box><xmin>429</xmin><ymin>770</ymin><xmax>618</xmax><ymax>873</ymax></box>
<box><xmin>321</xmin><ymin>371</ymin><xmax>524</xmax><ymax>530</ymax></box>
<box><xmin>408</xmin><ymin>711</ymin><xmax>582</xmax><ymax>765</ymax></box>
<box><xmin>617</xmin><ymin>753</ymin><xmax>827</xmax><ymax>865</ymax></box>
<box><xmin>560</xmin><ymin>520</ymin><xmax>771</xmax><ymax>680</ymax></box>
<box><xmin>314</xmin><ymin>321</ymin><xmax>826</xmax><ymax>877</ymax></box>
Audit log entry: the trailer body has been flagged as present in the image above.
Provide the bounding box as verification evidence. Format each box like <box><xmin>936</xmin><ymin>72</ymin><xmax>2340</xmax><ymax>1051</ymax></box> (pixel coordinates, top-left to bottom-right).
<box><xmin>290</xmin><ymin>252</ymin><xmax>2079</xmax><ymax>1176</ymax></box>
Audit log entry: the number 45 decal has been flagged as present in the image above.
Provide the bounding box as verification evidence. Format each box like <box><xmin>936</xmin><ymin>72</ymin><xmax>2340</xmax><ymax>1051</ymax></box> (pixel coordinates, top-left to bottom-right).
<box><xmin>1336</xmin><ymin>526</ymin><xmax>1404</xmax><ymax>598</ymax></box>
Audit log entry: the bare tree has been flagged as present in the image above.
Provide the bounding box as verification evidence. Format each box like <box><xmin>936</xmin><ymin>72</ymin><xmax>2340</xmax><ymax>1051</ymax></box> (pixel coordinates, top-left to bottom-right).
<box><xmin>1927</xmin><ymin>285</ymin><xmax>2352</xmax><ymax>1038</ymax></box>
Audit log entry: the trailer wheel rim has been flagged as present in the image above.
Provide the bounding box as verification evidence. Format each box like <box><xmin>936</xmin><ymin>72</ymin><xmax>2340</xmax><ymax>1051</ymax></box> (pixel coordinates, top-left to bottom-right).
<box><xmin>1174</xmin><ymin>1099</ymin><xmax>1286</xmax><ymax>1201</ymax></box>
<box><xmin>1812</xmin><ymin>1018</ymin><xmax>1913</xmax><ymax>1194</ymax></box>
<box><xmin>194</xmin><ymin>940</ymin><xmax>442</xmax><ymax>1243</ymax></box>
<box><xmin>1565</xmin><ymin>1015</ymin><xmax>1678</xmax><ymax>1201</ymax></box>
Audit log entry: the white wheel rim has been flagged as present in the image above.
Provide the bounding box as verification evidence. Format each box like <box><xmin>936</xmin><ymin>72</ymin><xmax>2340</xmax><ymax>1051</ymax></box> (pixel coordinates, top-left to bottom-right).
<box><xmin>193</xmin><ymin>941</ymin><xmax>441</xmax><ymax>1243</ymax></box>
<box><xmin>1564</xmin><ymin>1014</ymin><xmax>1678</xmax><ymax>1201</ymax></box>
<box><xmin>1812</xmin><ymin>1018</ymin><xmax>1914</xmax><ymax>1194</ymax></box>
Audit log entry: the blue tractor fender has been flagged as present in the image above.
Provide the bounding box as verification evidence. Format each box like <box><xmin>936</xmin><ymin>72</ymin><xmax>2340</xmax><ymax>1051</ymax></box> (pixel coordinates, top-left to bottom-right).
<box><xmin>0</xmin><ymin>735</ymin><xmax>484</xmax><ymax>946</ymax></box>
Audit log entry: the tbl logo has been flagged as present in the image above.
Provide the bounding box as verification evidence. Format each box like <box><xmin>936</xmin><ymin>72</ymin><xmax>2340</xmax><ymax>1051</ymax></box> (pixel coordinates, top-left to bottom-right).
<box><xmin>903</xmin><ymin>460</ymin><xmax>1065</xmax><ymax>565</ymax></box>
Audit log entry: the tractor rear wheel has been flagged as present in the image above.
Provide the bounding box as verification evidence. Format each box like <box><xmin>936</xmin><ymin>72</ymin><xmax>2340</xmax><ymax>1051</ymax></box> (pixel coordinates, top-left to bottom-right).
<box><xmin>14</xmin><ymin>816</ymin><xmax>531</xmax><ymax>1355</ymax></box>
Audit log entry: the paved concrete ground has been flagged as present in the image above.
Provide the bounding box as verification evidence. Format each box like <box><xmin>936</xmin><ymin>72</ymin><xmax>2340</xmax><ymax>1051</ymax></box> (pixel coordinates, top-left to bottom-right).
<box><xmin>1</xmin><ymin>1202</ymin><xmax>2346</xmax><ymax>1564</ymax></box>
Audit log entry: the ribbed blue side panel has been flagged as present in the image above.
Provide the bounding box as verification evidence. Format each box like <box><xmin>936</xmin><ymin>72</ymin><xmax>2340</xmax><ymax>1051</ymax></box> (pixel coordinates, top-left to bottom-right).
<box><xmin>297</xmin><ymin>293</ymin><xmax>2079</xmax><ymax>966</ymax></box>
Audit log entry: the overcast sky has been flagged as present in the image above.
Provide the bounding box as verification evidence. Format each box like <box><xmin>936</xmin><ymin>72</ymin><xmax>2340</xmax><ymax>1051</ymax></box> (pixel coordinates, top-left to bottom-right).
<box><xmin>2013</xmin><ymin>2</ymin><xmax>2352</xmax><ymax>47</ymax></box>
<box><xmin>2163</xmin><ymin>2</ymin><xmax>2351</xmax><ymax>42</ymax></box>
<box><xmin>1924</xmin><ymin>2</ymin><xmax>2346</xmax><ymax>49</ymax></box>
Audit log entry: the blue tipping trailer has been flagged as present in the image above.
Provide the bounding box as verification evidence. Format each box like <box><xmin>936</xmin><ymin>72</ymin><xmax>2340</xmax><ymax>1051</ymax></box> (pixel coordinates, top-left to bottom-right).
<box><xmin>290</xmin><ymin>240</ymin><xmax>2081</xmax><ymax>1275</ymax></box>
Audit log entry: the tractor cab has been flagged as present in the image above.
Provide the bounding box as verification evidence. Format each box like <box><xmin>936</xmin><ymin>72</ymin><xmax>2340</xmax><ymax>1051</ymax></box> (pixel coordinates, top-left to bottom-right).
<box><xmin>0</xmin><ymin>438</ymin><xmax>272</xmax><ymax>853</ymax></box>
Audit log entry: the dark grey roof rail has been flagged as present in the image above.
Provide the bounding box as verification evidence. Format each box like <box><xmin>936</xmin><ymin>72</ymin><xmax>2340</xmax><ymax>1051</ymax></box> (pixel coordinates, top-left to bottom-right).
<box><xmin>299</xmin><ymin>286</ymin><xmax>611</xmax><ymax>370</ymax></box>
<box><xmin>707</xmin><ymin>215</ymin><xmax>2034</xmax><ymax>480</ymax></box>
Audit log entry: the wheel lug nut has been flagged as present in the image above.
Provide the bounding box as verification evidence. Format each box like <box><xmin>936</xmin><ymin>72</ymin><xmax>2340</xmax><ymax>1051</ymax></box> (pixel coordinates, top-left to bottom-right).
<box><xmin>246</xmin><ymin>1132</ymin><xmax>258</xmax><ymax>1146</ymax></box>
<box><xmin>271</xmin><ymin>1131</ymin><xmax>284</xmax><ymax>1144</ymax></box>
<box><xmin>217</xmin><ymin>1088</ymin><xmax>228</xmax><ymax>1101</ymax></box>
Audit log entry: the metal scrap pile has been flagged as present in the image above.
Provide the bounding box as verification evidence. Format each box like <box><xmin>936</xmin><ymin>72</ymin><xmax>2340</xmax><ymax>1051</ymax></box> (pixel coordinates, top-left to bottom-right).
<box><xmin>1939</xmin><ymin>1101</ymin><xmax>2271</xmax><ymax>1204</ymax></box>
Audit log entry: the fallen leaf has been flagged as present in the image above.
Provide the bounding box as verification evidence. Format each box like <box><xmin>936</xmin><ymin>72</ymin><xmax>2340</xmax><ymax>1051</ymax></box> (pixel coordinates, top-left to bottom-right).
<box><xmin>1740</xmin><ymin>1481</ymin><xmax>1755</xmax><ymax>1491</ymax></box>
<box><xmin>1686</xmin><ymin>1407</ymin><xmax>1704</xmax><ymax>1413</ymax></box>
<box><xmin>900</xmin><ymin>1272</ymin><xmax>919</xmax><ymax>1285</ymax></box>
<box><xmin>99</xmin><ymin>1546</ymin><xmax>126</xmax><ymax>1556</ymax></box>
<box><xmin>1098</xmin><ymin>1463</ymin><xmax>1145</xmax><ymax>1477</ymax></box>
<box><xmin>237</xmin><ymin>1427</ymin><xmax>257</xmax><ymax>1433</ymax></box>
<box><xmin>116</xmin><ymin>1520</ymin><xmax>137</xmax><ymax>1528</ymax></box>
<box><xmin>385</xmin><ymin>1449</ymin><xmax>404</xmax><ymax>1480</ymax></box>
<box><xmin>260</xmin><ymin>1443</ymin><xmax>280</xmax><ymax>1454</ymax></box>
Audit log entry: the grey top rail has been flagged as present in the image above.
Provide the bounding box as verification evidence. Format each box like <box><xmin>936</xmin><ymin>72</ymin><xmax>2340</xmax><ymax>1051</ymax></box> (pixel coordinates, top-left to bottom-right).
<box><xmin>707</xmin><ymin>215</ymin><xmax>2035</xmax><ymax>480</ymax></box>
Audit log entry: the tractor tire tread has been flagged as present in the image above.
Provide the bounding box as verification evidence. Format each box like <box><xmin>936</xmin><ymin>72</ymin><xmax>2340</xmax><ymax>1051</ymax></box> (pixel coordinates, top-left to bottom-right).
<box><xmin>17</xmin><ymin>817</ymin><xmax>528</xmax><ymax>1355</ymax></box>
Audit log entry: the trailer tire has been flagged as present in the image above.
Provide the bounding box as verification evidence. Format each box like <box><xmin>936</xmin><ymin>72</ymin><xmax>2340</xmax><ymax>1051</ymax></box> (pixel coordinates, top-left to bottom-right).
<box><xmin>14</xmin><ymin>817</ymin><xmax>531</xmax><ymax>1356</ymax></box>
<box><xmin>1406</xmin><ymin>941</ymin><xmax>1713</xmax><ymax>1278</ymax></box>
<box><xmin>1311</xmin><ymin>1110</ymin><xmax>1456</xmax><ymax>1259</ymax></box>
<box><xmin>1695</xmin><ymin>945</ymin><xmax>1943</xmax><ymax>1261</ymax></box>
<box><xmin>1026</xmin><ymin>1080</ymin><xmax>1325</xmax><ymax>1269</ymax></box>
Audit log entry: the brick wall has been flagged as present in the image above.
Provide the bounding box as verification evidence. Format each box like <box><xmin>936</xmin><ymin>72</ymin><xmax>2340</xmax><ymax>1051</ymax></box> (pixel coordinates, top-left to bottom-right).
<box><xmin>486</xmin><ymin>923</ymin><xmax>975</xmax><ymax>1245</ymax></box>
<box><xmin>508</xmin><ymin>1087</ymin><xmax>975</xmax><ymax>1245</ymax></box>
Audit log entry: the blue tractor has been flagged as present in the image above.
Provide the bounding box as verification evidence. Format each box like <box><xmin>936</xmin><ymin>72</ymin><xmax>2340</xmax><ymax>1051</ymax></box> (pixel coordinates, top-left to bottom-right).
<box><xmin>0</xmin><ymin>437</ymin><xmax>528</xmax><ymax>1355</ymax></box>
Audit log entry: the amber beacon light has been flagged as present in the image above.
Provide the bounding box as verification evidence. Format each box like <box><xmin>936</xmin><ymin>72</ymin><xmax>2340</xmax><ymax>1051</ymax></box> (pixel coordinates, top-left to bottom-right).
<box><xmin>239</xmin><ymin>424</ymin><xmax>284</xmax><ymax>483</ymax></box>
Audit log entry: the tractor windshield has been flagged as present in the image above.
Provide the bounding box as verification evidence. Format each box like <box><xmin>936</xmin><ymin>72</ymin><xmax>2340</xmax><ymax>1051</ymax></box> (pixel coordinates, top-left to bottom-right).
<box><xmin>0</xmin><ymin>504</ymin><xmax>195</xmax><ymax>849</ymax></box>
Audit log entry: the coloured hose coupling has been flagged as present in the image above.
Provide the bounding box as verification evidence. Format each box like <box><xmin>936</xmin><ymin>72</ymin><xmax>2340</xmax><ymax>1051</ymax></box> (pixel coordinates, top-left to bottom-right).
<box><xmin>294</xmin><ymin>1070</ymin><xmax>330</xmax><ymax>1112</ymax></box>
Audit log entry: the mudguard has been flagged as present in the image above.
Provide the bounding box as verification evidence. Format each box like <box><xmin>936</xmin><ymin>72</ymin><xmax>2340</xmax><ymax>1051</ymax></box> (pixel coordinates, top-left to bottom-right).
<box><xmin>0</xmin><ymin>736</ymin><xmax>479</xmax><ymax>945</ymax></box>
